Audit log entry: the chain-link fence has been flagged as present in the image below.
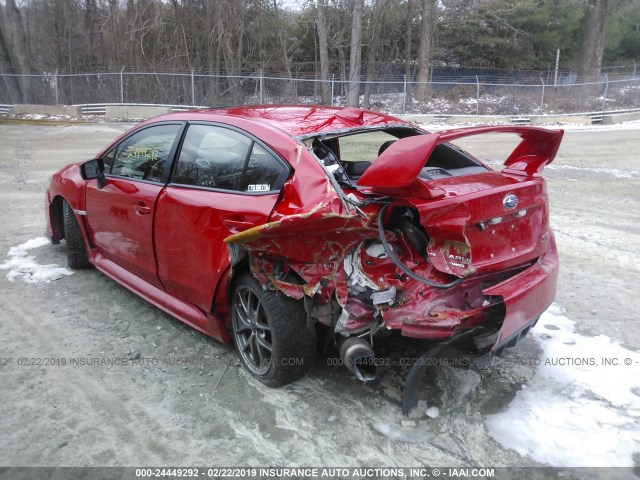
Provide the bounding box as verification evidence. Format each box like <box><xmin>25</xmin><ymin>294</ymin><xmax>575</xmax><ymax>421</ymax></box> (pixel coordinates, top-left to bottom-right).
<box><xmin>1</xmin><ymin>70</ymin><xmax>639</xmax><ymax>116</ymax></box>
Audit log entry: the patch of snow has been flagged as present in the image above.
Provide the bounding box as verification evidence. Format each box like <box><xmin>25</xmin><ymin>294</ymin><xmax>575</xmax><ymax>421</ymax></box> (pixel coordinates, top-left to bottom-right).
<box><xmin>20</xmin><ymin>113</ymin><xmax>74</xmax><ymax>121</ymax></box>
<box><xmin>546</xmin><ymin>119</ymin><xmax>640</xmax><ymax>132</ymax></box>
<box><xmin>547</xmin><ymin>164</ymin><xmax>638</xmax><ymax>179</ymax></box>
<box><xmin>425</xmin><ymin>406</ymin><xmax>440</xmax><ymax>418</ymax></box>
<box><xmin>0</xmin><ymin>237</ymin><xmax>73</xmax><ymax>283</ymax></box>
<box><xmin>369</xmin><ymin>402</ymin><xmax>432</xmax><ymax>444</ymax></box>
<box><xmin>486</xmin><ymin>304</ymin><xmax>640</xmax><ymax>467</ymax></box>
<box><xmin>415</xmin><ymin>119</ymin><xmax>640</xmax><ymax>133</ymax></box>
<box><xmin>23</xmin><ymin>113</ymin><xmax>48</xmax><ymax>120</ymax></box>
<box><xmin>415</xmin><ymin>121</ymin><xmax>512</xmax><ymax>132</ymax></box>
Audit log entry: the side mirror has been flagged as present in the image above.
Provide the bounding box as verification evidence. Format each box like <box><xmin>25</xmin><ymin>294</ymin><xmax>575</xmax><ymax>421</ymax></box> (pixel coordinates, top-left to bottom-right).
<box><xmin>80</xmin><ymin>158</ymin><xmax>106</xmax><ymax>189</ymax></box>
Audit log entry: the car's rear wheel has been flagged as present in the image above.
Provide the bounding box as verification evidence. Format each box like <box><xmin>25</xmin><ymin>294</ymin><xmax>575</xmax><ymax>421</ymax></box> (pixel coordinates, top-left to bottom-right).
<box><xmin>231</xmin><ymin>274</ymin><xmax>315</xmax><ymax>386</ymax></box>
<box><xmin>63</xmin><ymin>200</ymin><xmax>91</xmax><ymax>269</ymax></box>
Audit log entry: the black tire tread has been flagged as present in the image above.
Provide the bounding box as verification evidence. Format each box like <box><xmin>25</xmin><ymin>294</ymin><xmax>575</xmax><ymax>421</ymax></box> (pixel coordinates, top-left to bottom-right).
<box><xmin>233</xmin><ymin>274</ymin><xmax>316</xmax><ymax>387</ymax></box>
<box><xmin>63</xmin><ymin>200</ymin><xmax>91</xmax><ymax>269</ymax></box>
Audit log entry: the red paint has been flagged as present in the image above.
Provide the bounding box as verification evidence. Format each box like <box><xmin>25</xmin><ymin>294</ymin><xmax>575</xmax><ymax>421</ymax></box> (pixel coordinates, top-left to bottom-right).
<box><xmin>154</xmin><ymin>186</ymin><xmax>279</xmax><ymax>312</ymax></box>
<box><xmin>438</xmin><ymin>125</ymin><xmax>563</xmax><ymax>177</ymax></box>
<box><xmin>358</xmin><ymin>126</ymin><xmax>563</xmax><ymax>198</ymax></box>
<box><xmin>85</xmin><ymin>177</ymin><xmax>164</xmax><ymax>288</ymax></box>
<box><xmin>483</xmin><ymin>235</ymin><xmax>558</xmax><ymax>349</ymax></box>
<box><xmin>414</xmin><ymin>174</ymin><xmax>550</xmax><ymax>276</ymax></box>
<box><xmin>45</xmin><ymin>105</ymin><xmax>561</xmax><ymax>356</ymax></box>
<box><xmin>357</xmin><ymin>134</ymin><xmax>439</xmax><ymax>188</ymax></box>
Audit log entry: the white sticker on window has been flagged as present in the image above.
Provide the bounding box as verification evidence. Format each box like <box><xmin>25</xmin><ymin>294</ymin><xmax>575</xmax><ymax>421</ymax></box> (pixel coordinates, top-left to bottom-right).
<box><xmin>247</xmin><ymin>184</ymin><xmax>270</xmax><ymax>192</ymax></box>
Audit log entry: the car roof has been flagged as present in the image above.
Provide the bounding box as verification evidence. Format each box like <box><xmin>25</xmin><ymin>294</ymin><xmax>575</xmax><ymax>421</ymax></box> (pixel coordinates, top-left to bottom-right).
<box><xmin>149</xmin><ymin>105</ymin><xmax>408</xmax><ymax>138</ymax></box>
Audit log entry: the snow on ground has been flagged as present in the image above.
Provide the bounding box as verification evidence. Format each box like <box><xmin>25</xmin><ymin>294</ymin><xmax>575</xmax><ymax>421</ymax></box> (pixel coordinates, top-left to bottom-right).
<box><xmin>487</xmin><ymin>304</ymin><xmax>640</xmax><ymax>467</ymax></box>
<box><xmin>0</xmin><ymin>237</ymin><xmax>73</xmax><ymax>283</ymax></box>
<box><xmin>546</xmin><ymin>164</ymin><xmax>640</xmax><ymax>179</ymax></box>
<box><xmin>425</xmin><ymin>406</ymin><xmax>440</xmax><ymax>418</ymax></box>
<box><xmin>543</xmin><ymin>119</ymin><xmax>640</xmax><ymax>132</ymax></box>
<box><xmin>414</xmin><ymin>119</ymin><xmax>640</xmax><ymax>133</ymax></box>
<box><xmin>21</xmin><ymin>113</ymin><xmax>74</xmax><ymax>121</ymax></box>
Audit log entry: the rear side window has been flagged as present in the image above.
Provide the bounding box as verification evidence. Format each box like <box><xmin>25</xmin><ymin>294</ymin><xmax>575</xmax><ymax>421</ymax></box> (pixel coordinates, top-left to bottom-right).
<box><xmin>242</xmin><ymin>144</ymin><xmax>286</xmax><ymax>192</ymax></box>
<box><xmin>110</xmin><ymin>124</ymin><xmax>181</xmax><ymax>182</ymax></box>
<box><xmin>338</xmin><ymin>131</ymin><xmax>399</xmax><ymax>163</ymax></box>
<box><xmin>173</xmin><ymin>124</ymin><xmax>287</xmax><ymax>193</ymax></box>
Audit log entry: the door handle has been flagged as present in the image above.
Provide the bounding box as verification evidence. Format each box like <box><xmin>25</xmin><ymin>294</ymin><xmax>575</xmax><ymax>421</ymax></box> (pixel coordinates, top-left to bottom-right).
<box><xmin>133</xmin><ymin>202</ymin><xmax>152</xmax><ymax>216</ymax></box>
<box><xmin>223</xmin><ymin>218</ymin><xmax>253</xmax><ymax>231</ymax></box>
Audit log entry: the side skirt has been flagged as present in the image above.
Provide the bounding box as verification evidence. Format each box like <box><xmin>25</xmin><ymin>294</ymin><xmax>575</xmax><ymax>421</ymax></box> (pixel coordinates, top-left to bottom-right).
<box><xmin>92</xmin><ymin>252</ymin><xmax>230</xmax><ymax>344</ymax></box>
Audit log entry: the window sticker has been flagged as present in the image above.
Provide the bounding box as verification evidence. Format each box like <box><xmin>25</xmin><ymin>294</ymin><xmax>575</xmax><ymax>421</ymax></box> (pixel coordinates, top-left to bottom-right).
<box><xmin>126</xmin><ymin>146</ymin><xmax>158</xmax><ymax>160</ymax></box>
<box><xmin>247</xmin><ymin>184</ymin><xmax>270</xmax><ymax>192</ymax></box>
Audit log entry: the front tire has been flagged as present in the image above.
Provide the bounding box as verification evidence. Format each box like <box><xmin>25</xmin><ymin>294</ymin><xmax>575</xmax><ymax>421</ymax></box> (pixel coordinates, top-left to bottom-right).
<box><xmin>231</xmin><ymin>274</ymin><xmax>315</xmax><ymax>386</ymax></box>
<box><xmin>63</xmin><ymin>200</ymin><xmax>91</xmax><ymax>269</ymax></box>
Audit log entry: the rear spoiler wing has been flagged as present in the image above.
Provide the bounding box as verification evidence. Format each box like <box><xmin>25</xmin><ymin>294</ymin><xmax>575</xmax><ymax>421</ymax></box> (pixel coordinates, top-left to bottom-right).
<box><xmin>357</xmin><ymin>126</ymin><xmax>564</xmax><ymax>196</ymax></box>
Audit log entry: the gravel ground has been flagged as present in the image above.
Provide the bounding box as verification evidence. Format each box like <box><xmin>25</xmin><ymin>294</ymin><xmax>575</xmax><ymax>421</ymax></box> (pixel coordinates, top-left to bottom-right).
<box><xmin>0</xmin><ymin>119</ymin><xmax>638</xmax><ymax>469</ymax></box>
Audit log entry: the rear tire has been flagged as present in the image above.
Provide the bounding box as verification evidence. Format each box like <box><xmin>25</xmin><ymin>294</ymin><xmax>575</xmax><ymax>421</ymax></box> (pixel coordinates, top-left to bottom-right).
<box><xmin>63</xmin><ymin>200</ymin><xmax>91</xmax><ymax>269</ymax></box>
<box><xmin>231</xmin><ymin>274</ymin><xmax>315</xmax><ymax>386</ymax></box>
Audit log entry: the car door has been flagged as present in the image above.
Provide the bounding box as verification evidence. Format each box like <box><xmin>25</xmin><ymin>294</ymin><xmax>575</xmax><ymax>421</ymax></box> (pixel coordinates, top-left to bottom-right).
<box><xmin>84</xmin><ymin>123</ymin><xmax>184</xmax><ymax>288</ymax></box>
<box><xmin>154</xmin><ymin>123</ymin><xmax>290</xmax><ymax>312</ymax></box>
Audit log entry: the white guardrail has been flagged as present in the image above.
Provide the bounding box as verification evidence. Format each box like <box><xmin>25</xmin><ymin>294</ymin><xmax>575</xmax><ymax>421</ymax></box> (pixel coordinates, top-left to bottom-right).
<box><xmin>78</xmin><ymin>103</ymin><xmax>209</xmax><ymax>116</ymax></box>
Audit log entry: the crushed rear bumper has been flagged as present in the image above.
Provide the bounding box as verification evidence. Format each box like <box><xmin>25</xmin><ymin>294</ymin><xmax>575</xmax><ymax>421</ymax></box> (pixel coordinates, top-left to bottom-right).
<box><xmin>483</xmin><ymin>231</ymin><xmax>558</xmax><ymax>354</ymax></box>
<box><xmin>390</xmin><ymin>231</ymin><xmax>558</xmax><ymax>347</ymax></box>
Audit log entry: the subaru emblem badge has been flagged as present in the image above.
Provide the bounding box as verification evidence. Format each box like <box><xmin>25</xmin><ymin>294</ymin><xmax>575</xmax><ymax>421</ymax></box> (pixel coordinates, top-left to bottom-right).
<box><xmin>503</xmin><ymin>194</ymin><xmax>518</xmax><ymax>209</ymax></box>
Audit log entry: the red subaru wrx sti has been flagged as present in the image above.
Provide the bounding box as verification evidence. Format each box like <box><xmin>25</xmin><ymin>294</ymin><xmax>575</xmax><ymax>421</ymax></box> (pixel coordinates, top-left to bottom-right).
<box><xmin>45</xmin><ymin>106</ymin><xmax>561</xmax><ymax>413</ymax></box>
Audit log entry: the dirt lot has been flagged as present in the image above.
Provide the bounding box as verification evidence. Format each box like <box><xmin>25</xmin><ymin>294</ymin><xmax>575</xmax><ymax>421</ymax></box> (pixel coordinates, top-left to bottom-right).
<box><xmin>0</xmin><ymin>119</ymin><xmax>638</xmax><ymax>469</ymax></box>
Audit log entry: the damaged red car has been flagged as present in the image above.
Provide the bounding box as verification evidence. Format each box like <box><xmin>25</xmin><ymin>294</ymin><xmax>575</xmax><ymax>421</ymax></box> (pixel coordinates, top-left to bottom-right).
<box><xmin>45</xmin><ymin>106</ymin><xmax>562</xmax><ymax>412</ymax></box>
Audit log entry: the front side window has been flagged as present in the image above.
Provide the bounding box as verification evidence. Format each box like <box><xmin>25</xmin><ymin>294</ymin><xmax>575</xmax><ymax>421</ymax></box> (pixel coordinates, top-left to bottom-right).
<box><xmin>110</xmin><ymin>124</ymin><xmax>181</xmax><ymax>182</ymax></box>
<box><xmin>102</xmin><ymin>146</ymin><xmax>116</xmax><ymax>173</ymax></box>
<box><xmin>173</xmin><ymin>124</ymin><xmax>287</xmax><ymax>193</ymax></box>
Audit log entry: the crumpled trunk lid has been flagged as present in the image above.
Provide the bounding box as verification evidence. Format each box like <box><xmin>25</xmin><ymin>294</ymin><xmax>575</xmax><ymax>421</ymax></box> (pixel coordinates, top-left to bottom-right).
<box><xmin>411</xmin><ymin>172</ymin><xmax>550</xmax><ymax>277</ymax></box>
<box><xmin>356</xmin><ymin>126</ymin><xmax>561</xmax><ymax>278</ymax></box>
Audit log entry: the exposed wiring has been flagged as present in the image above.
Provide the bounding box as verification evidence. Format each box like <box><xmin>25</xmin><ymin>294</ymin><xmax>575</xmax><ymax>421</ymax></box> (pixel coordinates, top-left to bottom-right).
<box><xmin>377</xmin><ymin>203</ymin><xmax>463</xmax><ymax>289</ymax></box>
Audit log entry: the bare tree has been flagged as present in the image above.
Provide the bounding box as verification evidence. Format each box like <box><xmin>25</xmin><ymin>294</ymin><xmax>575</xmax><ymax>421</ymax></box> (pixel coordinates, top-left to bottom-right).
<box><xmin>273</xmin><ymin>0</ymin><xmax>295</xmax><ymax>97</ymax></box>
<box><xmin>205</xmin><ymin>0</ymin><xmax>223</xmax><ymax>103</ymax></box>
<box><xmin>347</xmin><ymin>0</ymin><xmax>364</xmax><ymax>107</ymax></box>
<box><xmin>316</xmin><ymin>0</ymin><xmax>331</xmax><ymax>104</ymax></box>
<box><xmin>0</xmin><ymin>4</ymin><xmax>23</xmax><ymax>103</ymax></box>
<box><xmin>416</xmin><ymin>0</ymin><xmax>436</xmax><ymax>102</ymax></box>
<box><xmin>219</xmin><ymin>0</ymin><xmax>247</xmax><ymax>104</ymax></box>
<box><xmin>3</xmin><ymin>0</ymin><xmax>635</xmax><ymax>109</ymax></box>
<box><xmin>404</xmin><ymin>0</ymin><xmax>414</xmax><ymax>81</ymax></box>
<box><xmin>84</xmin><ymin>0</ymin><xmax>98</xmax><ymax>68</ymax></box>
<box><xmin>577</xmin><ymin>0</ymin><xmax>608</xmax><ymax>83</ymax></box>
<box><xmin>106</xmin><ymin>0</ymin><xmax>121</xmax><ymax>66</ymax></box>
<box><xmin>363</xmin><ymin>0</ymin><xmax>389</xmax><ymax>109</ymax></box>
<box><xmin>2</xmin><ymin>0</ymin><xmax>32</xmax><ymax>102</ymax></box>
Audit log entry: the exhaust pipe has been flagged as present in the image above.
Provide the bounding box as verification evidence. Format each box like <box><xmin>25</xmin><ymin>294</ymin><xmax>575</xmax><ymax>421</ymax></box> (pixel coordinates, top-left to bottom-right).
<box><xmin>338</xmin><ymin>336</ymin><xmax>377</xmax><ymax>381</ymax></box>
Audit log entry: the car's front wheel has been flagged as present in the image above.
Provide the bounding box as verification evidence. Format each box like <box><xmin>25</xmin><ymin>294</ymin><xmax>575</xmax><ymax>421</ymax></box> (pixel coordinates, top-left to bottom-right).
<box><xmin>63</xmin><ymin>200</ymin><xmax>91</xmax><ymax>269</ymax></box>
<box><xmin>231</xmin><ymin>274</ymin><xmax>315</xmax><ymax>386</ymax></box>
